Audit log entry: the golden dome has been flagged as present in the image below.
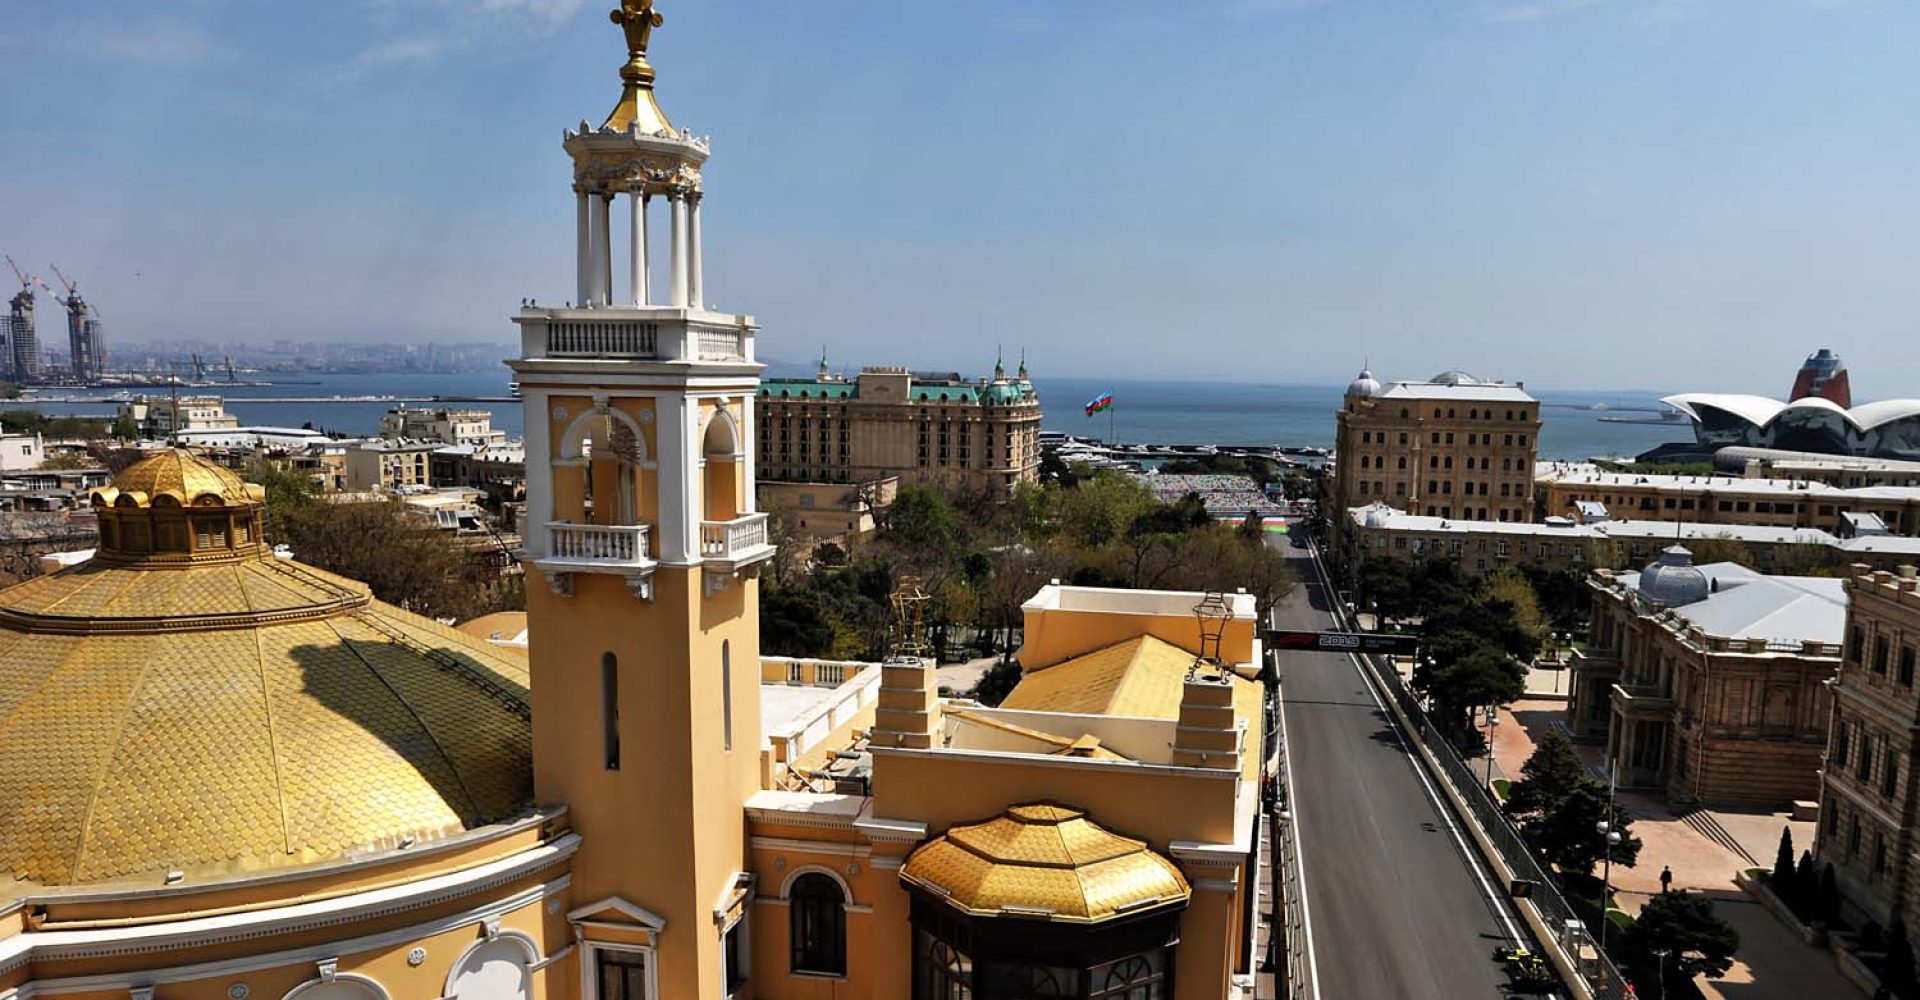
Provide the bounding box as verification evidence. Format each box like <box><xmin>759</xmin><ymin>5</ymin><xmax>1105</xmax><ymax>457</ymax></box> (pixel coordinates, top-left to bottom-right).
<box><xmin>0</xmin><ymin>536</ymin><xmax>532</xmax><ymax>887</ymax></box>
<box><xmin>97</xmin><ymin>449</ymin><xmax>262</xmax><ymax>507</ymax></box>
<box><xmin>900</xmin><ymin>805</ymin><xmax>1190</xmax><ymax>923</ymax></box>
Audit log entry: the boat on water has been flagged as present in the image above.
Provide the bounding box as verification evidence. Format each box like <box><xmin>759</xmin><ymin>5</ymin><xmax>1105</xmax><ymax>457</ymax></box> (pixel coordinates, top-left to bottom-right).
<box><xmin>1596</xmin><ymin>408</ymin><xmax>1689</xmax><ymax>426</ymax></box>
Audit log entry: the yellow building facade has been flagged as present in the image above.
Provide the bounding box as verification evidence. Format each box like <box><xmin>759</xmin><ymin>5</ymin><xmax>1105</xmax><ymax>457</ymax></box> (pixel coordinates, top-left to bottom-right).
<box><xmin>0</xmin><ymin>10</ymin><xmax>1269</xmax><ymax>1000</ymax></box>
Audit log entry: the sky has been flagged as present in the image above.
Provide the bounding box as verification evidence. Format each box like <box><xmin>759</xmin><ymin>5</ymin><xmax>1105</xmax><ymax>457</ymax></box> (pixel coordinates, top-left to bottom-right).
<box><xmin>3</xmin><ymin>0</ymin><xmax>1920</xmax><ymax>394</ymax></box>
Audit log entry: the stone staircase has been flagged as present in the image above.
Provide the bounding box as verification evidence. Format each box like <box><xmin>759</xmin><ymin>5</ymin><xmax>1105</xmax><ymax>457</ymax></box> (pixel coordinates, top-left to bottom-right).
<box><xmin>1680</xmin><ymin>808</ymin><xmax>1758</xmax><ymax>866</ymax></box>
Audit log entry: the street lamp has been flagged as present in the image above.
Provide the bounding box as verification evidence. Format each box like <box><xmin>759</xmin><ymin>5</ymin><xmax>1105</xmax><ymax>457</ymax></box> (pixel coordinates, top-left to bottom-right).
<box><xmin>1653</xmin><ymin>947</ymin><xmax>1672</xmax><ymax>999</ymax></box>
<box><xmin>1483</xmin><ymin>708</ymin><xmax>1502</xmax><ymax>785</ymax></box>
<box><xmin>1596</xmin><ymin>763</ymin><xmax>1624</xmax><ymax>955</ymax></box>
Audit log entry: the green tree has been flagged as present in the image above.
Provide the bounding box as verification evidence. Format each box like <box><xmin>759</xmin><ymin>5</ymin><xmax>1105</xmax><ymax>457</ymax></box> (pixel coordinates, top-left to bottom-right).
<box><xmin>110</xmin><ymin>412</ymin><xmax>139</xmax><ymax>441</ymax></box>
<box><xmin>1772</xmin><ymin>826</ymin><xmax>1796</xmax><ymax>895</ymax></box>
<box><xmin>1885</xmin><ymin>916</ymin><xmax>1915</xmax><ymax>999</ymax></box>
<box><xmin>1621</xmin><ymin>891</ymin><xmax>1740</xmax><ymax>992</ymax></box>
<box><xmin>1504</xmin><ymin>731</ymin><xmax>1590</xmax><ymax>822</ymax></box>
<box><xmin>1424</xmin><ymin>642</ymin><xmax>1526</xmax><ymax>741</ymax></box>
<box><xmin>1354</xmin><ymin>556</ymin><xmax>1414</xmax><ymax>621</ymax></box>
<box><xmin>1794</xmin><ymin>850</ymin><xmax>1815</xmax><ymax>911</ymax></box>
<box><xmin>1519</xmin><ymin>780</ymin><xmax>1640</xmax><ymax>876</ymax></box>
<box><xmin>1482</xmin><ymin>568</ymin><xmax>1548</xmax><ymax>649</ymax></box>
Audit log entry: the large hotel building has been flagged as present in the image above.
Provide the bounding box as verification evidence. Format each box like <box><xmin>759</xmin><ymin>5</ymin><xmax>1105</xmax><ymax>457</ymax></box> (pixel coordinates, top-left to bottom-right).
<box><xmin>756</xmin><ymin>358</ymin><xmax>1042</xmax><ymax>498</ymax></box>
<box><xmin>1331</xmin><ymin>366</ymin><xmax>1542</xmax><ymax>539</ymax></box>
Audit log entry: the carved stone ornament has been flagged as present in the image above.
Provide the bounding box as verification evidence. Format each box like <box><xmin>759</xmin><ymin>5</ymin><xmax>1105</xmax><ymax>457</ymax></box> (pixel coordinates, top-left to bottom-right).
<box><xmin>316</xmin><ymin>960</ymin><xmax>339</xmax><ymax>984</ymax></box>
<box><xmin>407</xmin><ymin>948</ymin><xmax>427</xmax><ymax>968</ymax></box>
<box><xmin>575</xmin><ymin>155</ymin><xmax>703</xmax><ymax>194</ymax></box>
<box><xmin>548</xmin><ymin>572</ymin><xmax>574</xmax><ymax>598</ymax></box>
<box><xmin>552</xmin><ymin>406</ymin><xmax>569</xmax><ymax>422</ymax></box>
<box><xmin>626</xmin><ymin>575</ymin><xmax>655</xmax><ymax>601</ymax></box>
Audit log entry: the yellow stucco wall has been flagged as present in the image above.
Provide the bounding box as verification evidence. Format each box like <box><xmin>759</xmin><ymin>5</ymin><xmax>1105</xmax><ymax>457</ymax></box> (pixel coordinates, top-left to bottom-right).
<box><xmin>528</xmin><ymin>564</ymin><xmax>763</xmax><ymax>1000</ymax></box>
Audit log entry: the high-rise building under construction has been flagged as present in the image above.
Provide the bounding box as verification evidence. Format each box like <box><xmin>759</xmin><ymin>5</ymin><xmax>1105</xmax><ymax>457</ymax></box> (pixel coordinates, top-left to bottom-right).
<box><xmin>5</xmin><ymin>287</ymin><xmax>37</xmax><ymax>384</ymax></box>
<box><xmin>63</xmin><ymin>291</ymin><xmax>103</xmax><ymax>383</ymax></box>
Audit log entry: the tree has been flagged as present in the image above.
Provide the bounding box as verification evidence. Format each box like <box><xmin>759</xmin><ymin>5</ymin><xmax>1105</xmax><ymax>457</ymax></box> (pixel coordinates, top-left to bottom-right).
<box><xmin>1354</xmin><ymin>556</ymin><xmax>1414</xmax><ymax>621</ymax></box>
<box><xmin>1772</xmin><ymin>826</ymin><xmax>1796</xmax><ymax>896</ymax></box>
<box><xmin>1885</xmin><ymin>916</ymin><xmax>1915</xmax><ymax>999</ymax></box>
<box><xmin>1424</xmin><ymin>640</ymin><xmax>1526</xmax><ymax>740</ymax></box>
<box><xmin>1504</xmin><ymin>731</ymin><xmax>1590</xmax><ymax>822</ymax></box>
<box><xmin>1482</xmin><ymin>568</ymin><xmax>1549</xmax><ymax>649</ymax></box>
<box><xmin>1621</xmin><ymin>891</ymin><xmax>1740</xmax><ymax>993</ymax></box>
<box><xmin>1794</xmin><ymin>850</ymin><xmax>1816</xmax><ymax>911</ymax></box>
<box><xmin>39</xmin><ymin>450</ymin><xmax>96</xmax><ymax>470</ymax></box>
<box><xmin>1818</xmin><ymin>863</ymin><xmax>1841</xmax><ymax>924</ymax></box>
<box><xmin>1518</xmin><ymin>780</ymin><xmax>1641</xmax><ymax>876</ymax></box>
<box><xmin>109</xmin><ymin>412</ymin><xmax>140</xmax><ymax>441</ymax></box>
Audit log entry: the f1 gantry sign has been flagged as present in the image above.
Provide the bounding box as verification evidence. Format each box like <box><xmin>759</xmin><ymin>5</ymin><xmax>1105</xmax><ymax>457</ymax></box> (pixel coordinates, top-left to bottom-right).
<box><xmin>1265</xmin><ymin>630</ymin><xmax>1422</xmax><ymax>656</ymax></box>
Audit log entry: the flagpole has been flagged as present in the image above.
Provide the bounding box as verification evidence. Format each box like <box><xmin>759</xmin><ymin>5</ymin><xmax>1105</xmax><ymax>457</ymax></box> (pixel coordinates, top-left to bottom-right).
<box><xmin>1108</xmin><ymin>387</ymin><xmax>1115</xmax><ymax>447</ymax></box>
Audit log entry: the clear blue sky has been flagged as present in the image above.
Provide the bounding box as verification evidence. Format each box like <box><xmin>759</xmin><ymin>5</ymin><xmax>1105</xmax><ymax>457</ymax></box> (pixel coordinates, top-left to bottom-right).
<box><xmin>4</xmin><ymin>0</ymin><xmax>1919</xmax><ymax>394</ymax></box>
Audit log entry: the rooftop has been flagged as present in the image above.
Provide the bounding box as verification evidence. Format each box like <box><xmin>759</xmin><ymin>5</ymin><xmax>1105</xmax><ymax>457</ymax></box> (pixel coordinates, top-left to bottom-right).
<box><xmin>1614</xmin><ymin>562</ymin><xmax>1846</xmax><ymax>647</ymax></box>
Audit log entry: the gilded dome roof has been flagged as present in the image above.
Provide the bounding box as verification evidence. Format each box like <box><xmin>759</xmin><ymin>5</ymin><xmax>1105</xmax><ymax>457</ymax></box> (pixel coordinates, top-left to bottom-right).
<box><xmin>99</xmin><ymin>449</ymin><xmax>262</xmax><ymax>507</ymax></box>
<box><xmin>900</xmin><ymin>804</ymin><xmax>1190</xmax><ymax>923</ymax></box>
<box><xmin>0</xmin><ymin>481</ymin><xmax>533</xmax><ymax>888</ymax></box>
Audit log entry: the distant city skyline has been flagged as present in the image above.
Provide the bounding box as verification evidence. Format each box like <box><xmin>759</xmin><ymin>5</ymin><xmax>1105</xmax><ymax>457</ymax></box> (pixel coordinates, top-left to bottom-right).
<box><xmin>5</xmin><ymin>1</ymin><xmax>1919</xmax><ymax>391</ymax></box>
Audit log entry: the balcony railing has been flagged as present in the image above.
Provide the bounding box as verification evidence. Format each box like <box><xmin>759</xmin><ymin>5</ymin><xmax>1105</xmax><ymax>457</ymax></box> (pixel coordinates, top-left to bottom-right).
<box><xmin>700</xmin><ymin>512</ymin><xmax>774</xmax><ymax>571</ymax></box>
<box><xmin>544</xmin><ymin>522</ymin><xmax>654</xmax><ymax>569</ymax></box>
<box><xmin>546</xmin><ymin>320</ymin><xmax>659</xmax><ymax>358</ymax></box>
<box><xmin>1609</xmin><ymin>681</ymin><xmax>1674</xmax><ymax>719</ymax></box>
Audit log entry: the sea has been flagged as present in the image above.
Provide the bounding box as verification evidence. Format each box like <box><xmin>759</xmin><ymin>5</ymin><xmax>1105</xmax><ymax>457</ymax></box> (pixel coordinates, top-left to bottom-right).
<box><xmin>0</xmin><ymin>372</ymin><xmax>1691</xmax><ymax>462</ymax></box>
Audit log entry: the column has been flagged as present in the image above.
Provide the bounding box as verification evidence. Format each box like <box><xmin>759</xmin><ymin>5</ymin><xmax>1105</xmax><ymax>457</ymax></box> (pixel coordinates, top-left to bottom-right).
<box><xmin>668</xmin><ymin>191</ymin><xmax>690</xmax><ymax>308</ymax></box>
<box><xmin>575</xmin><ymin>191</ymin><xmax>590</xmax><ymax>307</ymax></box>
<box><xmin>630</xmin><ymin>192</ymin><xmax>650</xmax><ymax>307</ymax></box>
<box><xmin>599</xmin><ymin>194</ymin><xmax>614</xmax><ymax>306</ymax></box>
<box><xmin>687</xmin><ymin>193</ymin><xmax>704</xmax><ymax>310</ymax></box>
<box><xmin>586</xmin><ymin>193</ymin><xmax>608</xmax><ymax>307</ymax></box>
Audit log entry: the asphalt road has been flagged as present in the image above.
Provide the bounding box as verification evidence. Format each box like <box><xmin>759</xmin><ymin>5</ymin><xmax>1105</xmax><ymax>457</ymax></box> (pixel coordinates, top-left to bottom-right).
<box><xmin>1275</xmin><ymin>539</ymin><xmax>1527</xmax><ymax>999</ymax></box>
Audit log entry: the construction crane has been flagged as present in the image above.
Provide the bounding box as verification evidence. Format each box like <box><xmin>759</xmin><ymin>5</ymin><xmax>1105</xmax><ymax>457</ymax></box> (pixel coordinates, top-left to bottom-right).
<box><xmin>4</xmin><ymin>255</ymin><xmax>32</xmax><ymax>294</ymax></box>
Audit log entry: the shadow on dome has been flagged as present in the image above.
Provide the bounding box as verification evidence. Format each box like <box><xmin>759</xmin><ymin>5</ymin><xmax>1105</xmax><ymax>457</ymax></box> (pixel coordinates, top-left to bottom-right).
<box><xmin>285</xmin><ymin>634</ymin><xmax>534</xmax><ymax>856</ymax></box>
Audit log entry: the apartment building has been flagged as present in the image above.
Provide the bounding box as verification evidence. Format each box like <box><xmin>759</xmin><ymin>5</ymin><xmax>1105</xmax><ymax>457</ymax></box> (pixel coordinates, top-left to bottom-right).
<box><xmin>1539</xmin><ymin>466</ymin><xmax>1920</xmax><ymax>537</ymax></box>
<box><xmin>1332</xmin><ymin>367</ymin><xmax>1541</xmax><ymax>547</ymax></box>
<box><xmin>378</xmin><ymin>406</ymin><xmax>509</xmax><ymax>449</ymax></box>
<box><xmin>343</xmin><ymin>439</ymin><xmax>439</xmax><ymax>491</ymax></box>
<box><xmin>1818</xmin><ymin>564</ymin><xmax>1920</xmax><ymax>931</ymax></box>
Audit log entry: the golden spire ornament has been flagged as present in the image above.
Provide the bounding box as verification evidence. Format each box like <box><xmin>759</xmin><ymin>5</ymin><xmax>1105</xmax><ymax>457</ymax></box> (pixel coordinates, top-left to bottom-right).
<box><xmin>601</xmin><ymin>0</ymin><xmax>675</xmax><ymax>134</ymax></box>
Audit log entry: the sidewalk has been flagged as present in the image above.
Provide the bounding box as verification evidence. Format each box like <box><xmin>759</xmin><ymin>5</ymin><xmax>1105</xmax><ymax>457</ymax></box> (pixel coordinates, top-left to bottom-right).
<box><xmin>1491</xmin><ymin>698</ymin><xmax>1863</xmax><ymax>999</ymax></box>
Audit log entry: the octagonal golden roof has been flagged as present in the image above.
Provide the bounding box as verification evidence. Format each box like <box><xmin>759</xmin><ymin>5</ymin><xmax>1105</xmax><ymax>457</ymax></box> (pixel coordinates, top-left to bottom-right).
<box><xmin>97</xmin><ymin>449</ymin><xmax>262</xmax><ymax>507</ymax></box>
<box><xmin>900</xmin><ymin>804</ymin><xmax>1190</xmax><ymax>923</ymax></box>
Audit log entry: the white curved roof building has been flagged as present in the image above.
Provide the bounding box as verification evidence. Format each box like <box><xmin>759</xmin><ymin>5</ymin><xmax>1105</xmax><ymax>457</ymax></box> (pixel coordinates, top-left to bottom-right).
<box><xmin>1662</xmin><ymin>392</ymin><xmax>1920</xmax><ymax>461</ymax></box>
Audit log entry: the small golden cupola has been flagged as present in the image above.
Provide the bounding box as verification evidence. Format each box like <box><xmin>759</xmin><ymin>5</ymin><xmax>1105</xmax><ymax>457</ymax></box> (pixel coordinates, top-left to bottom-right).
<box><xmin>88</xmin><ymin>449</ymin><xmax>269</xmax><ymax>564</ymax></box>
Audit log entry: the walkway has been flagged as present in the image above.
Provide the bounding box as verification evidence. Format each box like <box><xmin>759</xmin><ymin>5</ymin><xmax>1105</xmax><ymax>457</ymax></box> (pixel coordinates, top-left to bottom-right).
<box><xmin>1493</xmin><ymin>697</ymin><xmax>1864</xmax><ymax>999</ymax></box>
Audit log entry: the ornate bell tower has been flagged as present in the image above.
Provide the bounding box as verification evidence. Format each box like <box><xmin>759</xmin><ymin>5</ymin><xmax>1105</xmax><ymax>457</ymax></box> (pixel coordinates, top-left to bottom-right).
<box><xmin>512</xmin><ymin>4</ymin><xmax>774</xmax><ymax>997</ymax></box>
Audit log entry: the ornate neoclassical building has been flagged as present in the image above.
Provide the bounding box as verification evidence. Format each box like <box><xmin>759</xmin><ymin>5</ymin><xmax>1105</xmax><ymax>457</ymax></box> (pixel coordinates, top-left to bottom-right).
<box><xmin>0</xmin><ymin>8</ymin><xmax>1269</xmax><ymax>1000</ymax></box>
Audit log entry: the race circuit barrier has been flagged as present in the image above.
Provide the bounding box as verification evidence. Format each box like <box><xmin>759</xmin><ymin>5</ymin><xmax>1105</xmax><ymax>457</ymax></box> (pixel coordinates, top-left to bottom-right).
<box><xmin>1312</xmin><ymin>545</ymin><xmax>1636</xmax><ymax>1000</ymax></box>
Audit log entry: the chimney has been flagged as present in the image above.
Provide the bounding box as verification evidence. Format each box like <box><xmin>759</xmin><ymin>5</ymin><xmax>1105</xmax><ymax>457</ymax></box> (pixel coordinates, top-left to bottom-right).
<box><xmin>1171</xmin><ymin>671</ymin><xmax>1241</xmax><ymax>771</ymax></box>
<box><xmin>870</xmin><ymin>656</ymin><xmax>940</xmax><ymax>750</ymax></box>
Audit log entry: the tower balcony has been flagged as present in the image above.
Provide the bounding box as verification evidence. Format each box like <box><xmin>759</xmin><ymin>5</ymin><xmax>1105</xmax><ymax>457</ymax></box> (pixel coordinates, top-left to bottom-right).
<box><xmin>534</xmin><ymin>521</ymin><xmax>657</xmax><ymax>598</ymax></box>
<box><xmin>513</xmin><ymin>308</ymin><xmax>755</xmax><ymax>365</ymax></box>
<box><xmin>700</xmin><ymin>512</ymin><xmax>775</xmax><ymax>574</ymax></box>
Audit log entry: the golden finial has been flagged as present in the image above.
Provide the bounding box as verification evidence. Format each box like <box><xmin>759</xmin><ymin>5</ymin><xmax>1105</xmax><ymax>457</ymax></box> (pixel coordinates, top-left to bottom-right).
<box><xmin>601</xmin><ymin>0</ymin><xmax>675</xmax><ymax>134</ymax></box>
<box><xmin>611</xmin><ymin>0</ymin><xmax>663</xmax><ymax>58</ymax></box>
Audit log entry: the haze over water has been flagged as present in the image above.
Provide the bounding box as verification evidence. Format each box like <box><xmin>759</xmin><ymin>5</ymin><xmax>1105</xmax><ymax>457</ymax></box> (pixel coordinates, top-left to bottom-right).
<box><xmin>2</xmin><ymin>373</ymin><xmax>1688</xmax><ymax>461</ymax></box>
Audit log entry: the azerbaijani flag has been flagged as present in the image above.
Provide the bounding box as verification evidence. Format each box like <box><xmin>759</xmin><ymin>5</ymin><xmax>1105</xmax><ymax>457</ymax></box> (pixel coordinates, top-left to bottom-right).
<box><xmin>1084</xmin><ymin>391</ymin><xmax>1114</xmax><ymax>417</ymax></box>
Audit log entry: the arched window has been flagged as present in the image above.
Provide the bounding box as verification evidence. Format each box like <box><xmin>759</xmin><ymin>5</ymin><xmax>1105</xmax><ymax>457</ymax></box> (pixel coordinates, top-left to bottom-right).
<box><xmin>789</xmin><ymin>872</ymin><xmax>847</xmax><ymax>975</ymax></box>
<box><xmin>447</xmin><ymin>937</ymin><xmax>536</xmax><ymax>1000</ymax></box>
